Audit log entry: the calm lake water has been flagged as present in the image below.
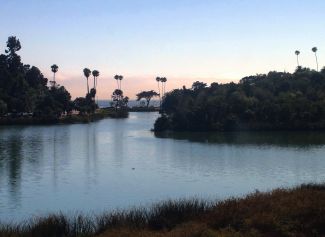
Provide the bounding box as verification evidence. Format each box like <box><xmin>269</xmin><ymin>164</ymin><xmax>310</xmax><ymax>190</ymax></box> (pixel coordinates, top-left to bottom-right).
<box><xmin>1</xmin><ymin>112</ymin><xmax>325</xmax><ymax>221</ymax></box>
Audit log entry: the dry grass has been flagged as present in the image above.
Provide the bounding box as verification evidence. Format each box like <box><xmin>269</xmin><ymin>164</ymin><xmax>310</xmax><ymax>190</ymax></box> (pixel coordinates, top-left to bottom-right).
<box><xmin>1</xmin><ymin>184</ymin><xmax>325</xmax><ymax>237</ymax></box>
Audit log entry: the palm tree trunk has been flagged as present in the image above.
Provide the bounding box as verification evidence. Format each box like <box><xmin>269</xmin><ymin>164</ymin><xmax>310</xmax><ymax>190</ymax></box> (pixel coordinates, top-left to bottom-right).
<box><xmin>53</xmin><ymin>73</ymin><xmax>56</xmax><ymax>86</ymax></box>
<box><xmin>163</xmin><ymin>82</ymin><xmax>165</xmax><ymax>97</ymax></box>
<box><xmin>157</xmin><ymin>82</ymin><xmax>161</xmax><ymax>107</ymax></box>
<box><xmin>87</xmin><ymin>78</ymin><xmax>89</xmax><ymax>94</ymax></box>
<box><xmin>116</xmin><ymin>80</ymin><xmax>119</xmax><ymax>90</ymax></box>
<box><xmin>297</xmin><ymin>55</ymin><xmax>300</xmax><ymax>67</ymax></box>
<box><xmin>315</xmin><ymin>53</ymin><xmax>319</xmax><ymax>71</ymax></box>
<box><xmin>93</xmin><ymin>76</ymin><xmax>96</xmax><ymax>89</ymax></box>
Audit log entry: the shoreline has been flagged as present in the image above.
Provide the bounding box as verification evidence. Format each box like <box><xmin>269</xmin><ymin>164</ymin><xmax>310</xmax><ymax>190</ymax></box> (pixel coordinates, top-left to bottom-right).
<box><xmin>0</xmin><ymin>107</ymin><xmax>161</xmax><ymax>126</ymax></box>
<box><xmin>1</xmin><ymin>183</ymin><xmax>324</xmax><ymax>237</ymax></box>
<box><xmin>0</xmin><ymin>108</ymin><xmax>130</xmax><ymax>126</ymax></box>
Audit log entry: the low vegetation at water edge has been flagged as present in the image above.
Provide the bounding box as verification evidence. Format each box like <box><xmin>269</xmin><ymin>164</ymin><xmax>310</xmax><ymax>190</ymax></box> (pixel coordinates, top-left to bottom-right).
<box><xmin>1</xmin><ymin>184</ymin><xmax>325</xmax><ymax>237</ymax></box>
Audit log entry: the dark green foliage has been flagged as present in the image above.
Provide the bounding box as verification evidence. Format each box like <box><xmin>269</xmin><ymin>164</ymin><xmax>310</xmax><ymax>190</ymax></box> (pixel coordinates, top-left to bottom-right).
<box><xmin>0</xmin><ymin>100</ymin><xmax>7</xmax><ymax>115</ymax></box>
<box><xmin>153</xmin><ymin>114</ymin><xmax>169</xmax><ymax>131</ymax></box>
<box><xmin>111</xmin><ymin>89</ymin><xmax>129</xmax><ymax>109</ymax></box>
<box><xmin>0</xmin><ymin>36</ymin><xmax>72</xmax><ymax>118</ymax></box>
<box><xmin>136</xmin><ymin>90</ymin><xmax>159</xmax><ymax>107</ymax></box>
<box><xmin>155</xmin><ymin>68</ymin><xmax>325</xmax><ymax>131</ymax></box>
<box><xmin>74</xmin><ymin>90</ymin><xmax>98</xmax><ymax>115</ymax></box>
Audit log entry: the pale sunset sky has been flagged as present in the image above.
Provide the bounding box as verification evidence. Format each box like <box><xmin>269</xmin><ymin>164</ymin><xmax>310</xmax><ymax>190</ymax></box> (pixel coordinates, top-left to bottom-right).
<box><xmin>1</xmin><ymin>0</ymin><xmax>325</xmax><ymax>99</ymax></box>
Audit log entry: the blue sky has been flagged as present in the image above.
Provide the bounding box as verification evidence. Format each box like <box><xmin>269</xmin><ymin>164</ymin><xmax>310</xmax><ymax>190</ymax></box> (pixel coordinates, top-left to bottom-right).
<box><xmin>1</xmin><ymin>0</ymin><xmax>325</xmax><ymax>98</ymax></box>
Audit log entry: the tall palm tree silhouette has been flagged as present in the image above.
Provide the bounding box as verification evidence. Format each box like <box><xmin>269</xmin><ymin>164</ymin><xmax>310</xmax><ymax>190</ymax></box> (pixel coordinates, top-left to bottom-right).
<box><xmin>92</xmin><ymin>70</ymin><xmax>99</xmax><ymax>89</ymax></box>
<box><xmin>51</xmin><ymin>64</ymin><xmax>59</xmax><ymax>87</ymax></box>
<box><xmin>161</xmin><ymin>77</ymin><xmax>167</xmax><ymax>97</ymax></box>
<box><xmin>83</xmin><ymin>68</ymin><xmax>91</xmax><ymax>94</ymax></box>
<box><xmin>156</xmin><ymin>77</ymin><xmax>161</xmax><ymax>106</ymax></box>
<box><xmin>114</xmin><ymin>75</ymin><xmax>123</xmax><ymax>89</ymax></box>
<box><xmin>312</xmin><ymin>47</ymin><xmax>319</xmax><ymax>71</ymax></box>
<box><xmin>295</xmin><ymin>50</ymin><xmax>300</xmax><ymax>67</ymax></box>
<box><xmin>118</xmin><ymin>75</ymin><xmax>123</xmax><ymax>90</ymax></box>
<box><xmin>114</xmin><ymin>75</ymin><xmax>119</xmax><ymax>89</ymax></box>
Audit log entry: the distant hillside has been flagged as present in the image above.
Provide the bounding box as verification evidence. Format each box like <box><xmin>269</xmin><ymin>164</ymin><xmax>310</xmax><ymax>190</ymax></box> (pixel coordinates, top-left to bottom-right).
<box><xmin>155</xmin><ymin>67</ymin><xmax>325</xmax><ymax>131</ymax></box>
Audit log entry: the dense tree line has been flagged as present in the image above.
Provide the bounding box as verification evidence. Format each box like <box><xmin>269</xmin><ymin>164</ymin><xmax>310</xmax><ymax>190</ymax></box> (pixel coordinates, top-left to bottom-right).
<box><xmin>0</xmin><ymin>36</ymin><xmax>74</xmax><ymax>118</ymax></box>
<box><xmin>155</xmin><ymin>67</ymin><xmax>325</xmax><ymax>131</ymax></box>
<box><xmin>0</xmin><ymin>36</ymin><xmax>98</xmax><ymax>120</ymax></box>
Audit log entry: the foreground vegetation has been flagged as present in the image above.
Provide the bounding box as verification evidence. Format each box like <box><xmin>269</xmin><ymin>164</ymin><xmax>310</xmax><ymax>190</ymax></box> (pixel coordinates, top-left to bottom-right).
<box><xmin>155</xmin><ymin>67</ymin><xmax>325</xmax><ymax>131</ymax></box>
<box><xmin>1</xmin><ymin>184</ymin><xmax>325</xmax><ymax>237</ymax></box>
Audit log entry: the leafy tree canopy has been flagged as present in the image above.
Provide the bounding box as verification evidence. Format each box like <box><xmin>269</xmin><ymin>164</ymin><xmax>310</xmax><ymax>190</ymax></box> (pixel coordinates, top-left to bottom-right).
<box><xmin>136</xmin><ymin>90</ymin><xmax>159</xmax><ymax>107</ymax></box>
<box><xmin>0</xmin><ymin>36</ymin><xmax>72</xmax><ymax>118</ymax></box>
<box><xmin>155</xmin><ymin>67</ymin><xmax>325</xmax><ymax>132</ymax></box>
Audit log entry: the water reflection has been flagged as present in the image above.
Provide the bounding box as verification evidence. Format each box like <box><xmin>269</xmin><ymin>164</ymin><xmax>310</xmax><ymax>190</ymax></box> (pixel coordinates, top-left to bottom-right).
<box><xmin>0</xmin><ymin>113</ymin><xmax>325</xmax><ymax>221</ymax></box>
<box><xmin>155</xmin><ymin>131</ymin><xmax>325</xmax><ymax>148</ymax></box>
<box><xmin>7</xmin><ymin>134</ymin><xmax>23</xmax><ymax>204</ymax></box>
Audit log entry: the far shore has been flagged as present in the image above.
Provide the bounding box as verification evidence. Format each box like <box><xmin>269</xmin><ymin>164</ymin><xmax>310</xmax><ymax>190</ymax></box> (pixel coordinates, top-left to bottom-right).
<box><xmin>0</xmin><ymin>108</ymin><xmax>130</xmax><ymax>126</ymax></box>
<box><xmin>0</xmin><ymin>106</ymin><xmax>161</xmax><ymax>126</ymax></box>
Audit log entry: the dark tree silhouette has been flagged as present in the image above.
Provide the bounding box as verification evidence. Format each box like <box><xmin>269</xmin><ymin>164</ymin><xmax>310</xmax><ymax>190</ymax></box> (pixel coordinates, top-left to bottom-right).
<box><xmin>92</xmin><ymin>70</ymin><xmax>99</xmax><ymax>89</ymax></box>
<box><xmin>191</xmin><ymin>81</ymin><xmax>207</xmax><ymax>91</ymax></box>
<box><xmin>114</xmin><ymin>75</ymin><xmax>123</xmax><ymax>90</ymax></box>
<box><xmin>50</xmin><ymin>64</ymin><xmax>59</xmax><ymax>87</ymax></box>
<box><xmin>113</xmin><ymin>89</ymin><xmax>123</xmax><ymax>100</ymax></box>
<box><xmin>312</xmin><ymin>47</ymin><xmax>319</xmax><ymax>71</ymax></box>
<box><xmin>123</xmin><ymin>96</ymin><xmax>129</xmax><ymax>106</ymax></box>
<box><xmin>5</xmin><ymin>36</ymin><xmax>21</xmax><ymax>56</ymax></box>
<box><xmin>136</xmin><ymin>90</ymin><xmax>159</xmax><ymax>107</ymax></box>
<box><xmin>0</xmin><ymin>36</ymin><xmax>73</xmax><ymax>118</ymax></box>
<box><xmin>160</xmin><ymin>77</ymin><xmax>167</xmax><ymax>96</ymax></box>
<box><xmin>118</xmin><ymin>75</ymin><xmax>123</xmax><ymax>90</ymax></box>
<box><xmin>156</xmin><ymin>77</ymin><xmax>161</xmax><ymax>106</ymax></box>
<box><xmin>155</xmin><ymin>69</ymin><xmax>325</xmax><ymax>132</ymax></box>
<box><xmin>295</xmin><ymin>50</ymin><xmax>300</xmax><ymax>67</ymax></box>
<box><xmin>83</xmin><ymin>68</ymin><xmax>91</xmax><ymax>94</ymax></box>
<box><xmin>111</xmin><ymin>89</ymin><xmax>128</xmax><ymax>109</ymax></box>
<box><xmin>114</xmin><ymin>75</ymin><xmax>119</xmax><ymax>89</ymax></box>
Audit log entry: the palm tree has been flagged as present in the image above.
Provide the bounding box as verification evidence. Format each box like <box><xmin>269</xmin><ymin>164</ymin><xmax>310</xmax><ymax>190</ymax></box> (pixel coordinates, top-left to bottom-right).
<box><xmin>161</xmin><ymin>77</ymin><xmax>167</xmax><ymax>97</ymax></box>
<box><xmin>312</xmin><ymin>47</ymin><xmax>319</xmax><ymax>71</ymax></box>
<box><xmin>114</xmin><ymin>75</ymin><xmax>123</xmax><ymax>90</ymax></box>
<box><xmin>156</xmin><ymin>77</ymin><xmax>161</xmax><ymax>106</ymax></box>
<box><xmin>83</xmin><ymin>68</ymin><xmax>91</xmax><ymax>94</ymax></box>
<box><xmin>51</xmin><ymin>64</ymin><xmax>59</xmax><ymax>87</ymax></box>
<box><xmin>118</xmin><ymin>75</ymin><xmax>123</xmax><ymax>90</ymax></box>
<box><xmin>295</xmin><ymin>50</ymin><xmax>300</xmax><ymax>67</ymax></box>
<box><xmin>92</xmin><ymin>70</ymin><xmax>99</xmax><ymax>89</ymax></box>
<box><xmin>114</xmin><ymin>75</ymin><xmax>119</xmax><ymax>89</ymax></box>
<box><xmin>156</xmin><ymin>77</ymin><xmax>161</xmax><ymax>95</ymax></box>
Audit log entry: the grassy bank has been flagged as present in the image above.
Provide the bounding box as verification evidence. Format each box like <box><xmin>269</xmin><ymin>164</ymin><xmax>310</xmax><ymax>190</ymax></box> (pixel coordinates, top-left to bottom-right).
<box><xmin>1</xmin><ymin>184</ymin><xmax>325</xmax><ymax>237</ymax></box>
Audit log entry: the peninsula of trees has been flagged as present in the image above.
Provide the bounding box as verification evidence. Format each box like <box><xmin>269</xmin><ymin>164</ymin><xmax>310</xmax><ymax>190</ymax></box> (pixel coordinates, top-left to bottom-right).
<box><xmin>155</xmin><ymin>67</ymin><xmax>325</xmax><ymax>132</ymax></box>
